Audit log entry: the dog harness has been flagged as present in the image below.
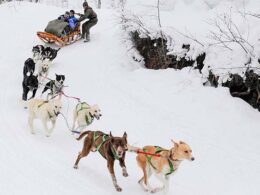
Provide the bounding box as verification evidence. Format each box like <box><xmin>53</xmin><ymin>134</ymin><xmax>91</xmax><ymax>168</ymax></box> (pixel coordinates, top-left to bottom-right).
<box><xmin>144</xmin><ymin>146</ymin><xmax>174</xmax><ymax>175</ymax></box>
<box><xmin>110</xmin><ymin>145</ymin><xmax>120</xmax><ymax>160</ymax></box>
<box><xmin>76</xmin><ymin>102</ymin><xmax>93</xmax><ymax>125</ymax></box>
<box><xmin>93</xmin><ymin>131</ymin><xmax>120</xmax><ymax>160</ymax></box>
<box><xmin>93</xmin><ymin>131</ymin><xmax>109</xmax><ymax>151</ymax></box>
<box><xmin>38</xmin><ymin>101</ymin><xmax>49</xmax><ymax>108</ymax></box>
<box><xmin>47</xmin><ymin>111</ymin><xmax>57</xmax><ymax>119</ymax></box>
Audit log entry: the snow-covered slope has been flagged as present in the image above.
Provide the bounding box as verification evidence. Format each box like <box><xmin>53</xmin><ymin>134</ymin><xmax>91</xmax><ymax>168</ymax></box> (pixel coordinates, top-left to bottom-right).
<box><xmin>122</xmin><ymin>0</ymin><xmax>260</xmax><ymax>80</ymax></box>
<box><xmin>0</xmin><ymin>2</ymin><xmax>260</xmax><ymax>195</ymax></box>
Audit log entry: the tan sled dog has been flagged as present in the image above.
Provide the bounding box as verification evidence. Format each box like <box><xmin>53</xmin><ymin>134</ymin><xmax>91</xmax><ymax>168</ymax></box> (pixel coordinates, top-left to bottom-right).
<box><xmin>26</xmin><ymin>98</ymin><xmax>62</xmax><ymax>137</ymax></box>
<box><xmin>135</xmin><ymin>140</ymin><xmax>194</xmax><ymax>193</ymax></box>
<box><xmin>71</xmin><ymin>102</ymin><xmax>102</xmax><ymax>131</ymax></box>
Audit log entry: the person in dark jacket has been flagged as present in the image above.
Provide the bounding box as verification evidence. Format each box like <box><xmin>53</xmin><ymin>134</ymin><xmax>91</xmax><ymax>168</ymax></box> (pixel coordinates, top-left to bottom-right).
<box><xmin>78</xmin><ymin>1</ymin><xmax>98</xmax><ymax>42</ymax></box>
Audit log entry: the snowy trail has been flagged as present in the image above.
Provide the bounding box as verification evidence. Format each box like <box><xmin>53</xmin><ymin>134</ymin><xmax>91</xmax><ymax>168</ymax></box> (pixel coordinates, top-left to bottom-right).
<box><xmin>0</xmin><ymin>2</ymin><xmax>260</xmax><ymax>195</ymax></box>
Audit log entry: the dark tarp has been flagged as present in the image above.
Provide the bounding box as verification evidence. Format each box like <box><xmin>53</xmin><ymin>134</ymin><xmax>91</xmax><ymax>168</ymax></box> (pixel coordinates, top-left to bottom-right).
<box><xmin>45</xmin><ymin>19</ymin><xmax>69</xmax><ymax>37</ymax></box>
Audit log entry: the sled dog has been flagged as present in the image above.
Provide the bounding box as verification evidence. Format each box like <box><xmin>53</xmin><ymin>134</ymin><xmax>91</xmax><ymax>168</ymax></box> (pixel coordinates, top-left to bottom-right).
<box><xmin>71</xmin><ymin>102</ymin><xmax>101</xmax><ymax>131</ymax></box>
<box><xmin>26</xmin><ymin>98</ymin><xmax>62</xmax><ymax>137</ymax></box>
<box><xmin>135</xmin><ymin>140</ymin><xmax>194</xmax><ymax>193</ymax></box>
<box><xmin>74</xmin><ymin>130</ymin><xmax>128</xmax><ymax>192</ymax></box>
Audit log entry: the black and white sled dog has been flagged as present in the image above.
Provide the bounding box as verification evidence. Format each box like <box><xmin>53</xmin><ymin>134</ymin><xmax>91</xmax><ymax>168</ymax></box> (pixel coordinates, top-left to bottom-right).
<box><xmin>23</xmin><ymin>58</ymin><xmax>35</xmax><ymax>77</ymax></box>
<box><xmin>32</xmin><ymin>45</ymin><xmax>60</xmax><ymax>62</ymax></box>
<box><xmin>22</xmin><ymin>74</ymin><xmax>39</xmax><ymax>101</ymax></box>
<box><xmin>43</xmin><ymin>46</ymin><xmax>60</xmax><ymax>61</ymax></box>
<box><xmin>41</xmin><ymin>74</ymin><xmax>65</xmax><ymax>100</ymax></box>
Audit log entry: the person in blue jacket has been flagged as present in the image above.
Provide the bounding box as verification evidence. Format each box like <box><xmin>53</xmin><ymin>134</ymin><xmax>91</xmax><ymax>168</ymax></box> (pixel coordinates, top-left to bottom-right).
<box><xmin>68</xmin><ymin>10</ymin><xmax>78</xmax><ymax>31</ymax></box>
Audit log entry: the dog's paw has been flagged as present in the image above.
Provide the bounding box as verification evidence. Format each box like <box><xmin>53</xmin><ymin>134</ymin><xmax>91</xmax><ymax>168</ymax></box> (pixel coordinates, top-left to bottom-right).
<box><xmin>123</xmin><ymin>172</ymin><xmax>128</xmax><ymax>177</ymax></box>
<box><xmin>115</xmin><ymin>185</ymin><xmax>122</xmax><ymax>192</ymax></box>
<box><xmin>73</xmin><ymin>165</ymin><xmax>78</xmax><ymax>169</ymax></box>
<box><xmin>150</xmin><ymin>188</ymin><xmax>161</xmax><ymax>193</ymax></box>
<box><xmin>45</xmin><ymin>134</ymin><xmax>50</xmax><ymax>137</ymax></box>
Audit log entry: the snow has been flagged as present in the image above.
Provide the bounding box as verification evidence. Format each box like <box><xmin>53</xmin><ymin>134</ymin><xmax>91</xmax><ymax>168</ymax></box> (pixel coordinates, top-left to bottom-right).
<box><xmin>0</xmin><ymin>1</ymin><xmax>260</xmax><ymax>195</ymax></box>
<box><xmin>122</xmin><ymin>0</ymin><xmax>260</xmax><ymax>79</ymax></box>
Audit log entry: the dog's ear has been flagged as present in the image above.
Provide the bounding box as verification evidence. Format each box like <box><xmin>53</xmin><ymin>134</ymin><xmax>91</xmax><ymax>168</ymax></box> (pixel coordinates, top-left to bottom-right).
<box><xmin>171</xmin><ymin>139</ymin><xmax>179</xmax><ymax>148</ymax></box>
<box><xmin>110</xmin><ymin>131</ymin><xmax>113</xmax><ymax>137</ymax></box>
<box><xmin>110</xmin><ymin>132</ymin><xmax>114</xmax><ymax>143</ymax></box>
<box><xmin>179</xmin><ymin>141</ymin><xmax>186</xmax><ymax>145</ymax></box>
<box><xmin>123</xmin><ymin>131</ymin><xmax>127</xmax><ymax>142</ymax></box>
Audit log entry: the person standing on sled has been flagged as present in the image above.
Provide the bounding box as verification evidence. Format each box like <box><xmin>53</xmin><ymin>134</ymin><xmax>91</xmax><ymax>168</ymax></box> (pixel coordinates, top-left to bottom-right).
<box><xmin>78</xmin><ymin>1</ymin><xmax>98</xmax><ymax>42</ymax></box>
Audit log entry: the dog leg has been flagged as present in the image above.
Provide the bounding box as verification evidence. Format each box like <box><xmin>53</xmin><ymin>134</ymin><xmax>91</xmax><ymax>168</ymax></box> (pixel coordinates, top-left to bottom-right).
<box><xmin>29</xmin><ymin>88</ymin><xmax>37</xmax><ymax>100</ymax></box>
<box><xmin>107</xmin><ymin>159</ymin><xmax>122</xmax><ymax>192</ymax></box>
<box><xmin>71</xmin><ymin>108</ymin><xmax>77</xmax><ymax>130</ymax></box>
<box><xmin>28</xmin><ymin>116</ymin><xmax>35</xmax><ymax>134</ymax></box>
<box><xmin>23</xmin><ymin>87</ymin><xmax>29</xmax><ymax>101</ymax></box>
<box><xmin>49</xmin><ymin>119</ymin><xmax>56</xmax><ymax>135</ymax></box>
<box><xmin>47</xmin><ymin>93</ymin><xmax>51</xmax><ymax>101</ymax></box>
<box><xmin>41</xmin><ymin>118</ymin><xmax>51</xmax><ymax>137</ymax></box>
<box><xmin>137</xmin><ymin>155</ymin><xmax>152</xmax><ymax>192</ymax></box>
<box><xmin>119</xmin><ymin>158</ymin><xmax>128</xmax><ymax>177</ymax></box>
<box><xmin>150</xmin><ymin>173</ymin><xmax>168</xmax><ymax>193</ymax></box>
<box><xmin>140</xmin><ymin>166</ymin><xmax>153</xmax><ymax>192</ymax></box>
<box><xmin>163</xmin><ymin>176</ymin><xmax>170</xmax><ymax>194</ymax></box>
<box><xmin>73</xmin><ymin>137</ymin><xmax>92</xmax><ymax>169</ymax></box>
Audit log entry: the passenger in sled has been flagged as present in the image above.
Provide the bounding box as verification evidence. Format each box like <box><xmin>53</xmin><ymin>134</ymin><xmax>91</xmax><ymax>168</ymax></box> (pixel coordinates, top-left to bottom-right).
<box><xmin>45</xmin><ymin>10</ymin><xmax>79</xmax><ymax>38</ymax></box>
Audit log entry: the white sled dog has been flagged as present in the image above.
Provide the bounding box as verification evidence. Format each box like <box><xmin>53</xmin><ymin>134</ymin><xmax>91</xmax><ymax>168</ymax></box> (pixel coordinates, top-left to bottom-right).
<box><xmin>37</xmin><ymin>59</ymin><xmax>51</xmax><ymax>84</ymax></box>
<box><xmin>26</xmin><ymin>98</ymin><xmax>62</xmax><ymax>137</ymax></box>
<box><xmin>71</xmin><ymin>102</ymin><xmax>102</xmax><ymax>132</ymax></box>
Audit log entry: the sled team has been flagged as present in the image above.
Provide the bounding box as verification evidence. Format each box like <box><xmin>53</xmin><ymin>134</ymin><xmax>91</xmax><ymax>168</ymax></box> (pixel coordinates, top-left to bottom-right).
<box><xmin>21</xmin><ymin>1</ymin><xmax>194</xmax><ymax>194</ymax></box>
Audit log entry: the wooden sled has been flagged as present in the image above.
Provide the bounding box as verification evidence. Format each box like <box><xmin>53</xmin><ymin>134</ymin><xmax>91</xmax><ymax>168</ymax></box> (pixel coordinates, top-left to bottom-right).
<box><xmin>37</xmin><ymin>25</ymin><xmax>81</xmax><ymax>46</ymax></box>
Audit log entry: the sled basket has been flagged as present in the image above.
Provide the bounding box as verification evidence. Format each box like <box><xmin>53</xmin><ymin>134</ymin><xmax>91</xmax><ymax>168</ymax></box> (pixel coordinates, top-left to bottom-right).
<box><xmin>37</xmin><ymin>24</ymin><xmax>81</xmax><ymax>47</ymax></box>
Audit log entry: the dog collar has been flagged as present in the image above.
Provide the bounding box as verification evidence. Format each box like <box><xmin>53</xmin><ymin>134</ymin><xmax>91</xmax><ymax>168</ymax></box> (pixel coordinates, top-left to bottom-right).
<box><xmin>89</xmin><ymin>112</ymin><xmax>94</xmax><ymax>119</ymax></box>
<box><xmin>48</xmin><ymin>110</ymin><xmax>58</xmax><ymax>119</ymax></box>
<box><xmin>48</xmin><ymin>111</ymin><xmax>54</xmax><ymax>119</ymax></box>
<box><xmin>110</xmin><ymin>145</ymin><xmax>120</xmax><ymax>160</ymax></box>
<box><xmin>85</xmin><ymin>113</ymin><xmax>94</xmax><ymax>125</ymax></box>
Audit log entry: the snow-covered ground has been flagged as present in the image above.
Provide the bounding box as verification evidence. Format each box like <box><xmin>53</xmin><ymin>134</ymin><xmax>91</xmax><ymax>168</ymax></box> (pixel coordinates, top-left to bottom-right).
<box><xmin>0</xmin><ymin>1</ymin><xmax>260</xmax><ymax>195</ymax></box>
<box><xmin>122</xmin><ymin>0</ymin><xmax>260</xmax><ymax>80</ymax></box>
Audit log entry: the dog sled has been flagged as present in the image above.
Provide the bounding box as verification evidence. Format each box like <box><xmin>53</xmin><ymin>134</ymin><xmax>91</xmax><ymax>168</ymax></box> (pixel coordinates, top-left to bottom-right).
<box><xmin>37</xmin><ymin>19</ymin><xmax>81</xmax><ymax>46</ymax></box>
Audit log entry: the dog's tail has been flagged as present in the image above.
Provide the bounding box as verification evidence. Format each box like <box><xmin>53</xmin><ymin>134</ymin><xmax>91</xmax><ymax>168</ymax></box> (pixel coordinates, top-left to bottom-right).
<box><xmin>76</xmin><ymin>130</ymin><xmax>91</xmax><ymax>141</ymax></box>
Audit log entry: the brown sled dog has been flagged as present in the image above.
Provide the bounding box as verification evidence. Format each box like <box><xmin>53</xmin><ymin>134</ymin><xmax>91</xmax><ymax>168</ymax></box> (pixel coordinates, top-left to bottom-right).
<box><xmin>135</xmin><ymin>140</ymin><xmax>194</xmax><ymax>193</ymax></box>
<box><xmin>74</xmin><ymin>130</ymin><xmax>128</xmax><ymax>192</ymax></box>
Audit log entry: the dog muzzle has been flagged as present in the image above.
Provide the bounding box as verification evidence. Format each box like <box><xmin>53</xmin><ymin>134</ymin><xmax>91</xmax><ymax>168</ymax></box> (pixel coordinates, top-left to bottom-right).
<box><xmin>54</xmin><ymin>111</ymin><xmax>60</xmax><ymax>116</ymax></box>
<box><xmin>95</xmin><ymin>114</ymin><xmax>102</xmax><ymax>120</ymax></box>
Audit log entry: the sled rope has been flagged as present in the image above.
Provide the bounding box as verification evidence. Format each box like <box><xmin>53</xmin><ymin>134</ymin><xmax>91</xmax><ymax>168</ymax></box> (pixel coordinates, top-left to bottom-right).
<box><xmin>59</xmin><ymin>91</ymin><xmax>81</xmax><ymax>102</ymax></box>
<box><xmin>59</xmin><ymin>112</ymin><xmax>81</xmax><ymax>134</ymax></box>
<box><xmin>127</xmin><ymin>145</ymin><xmax>161</xmax><ymax>157</ymax></box>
